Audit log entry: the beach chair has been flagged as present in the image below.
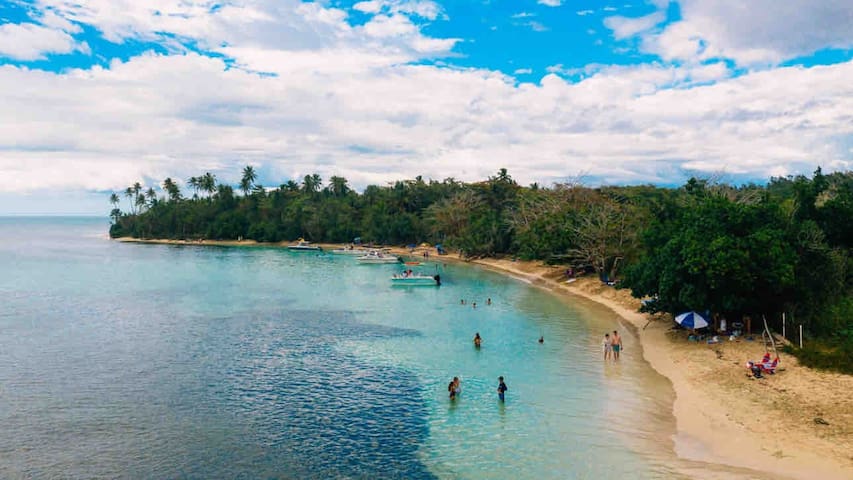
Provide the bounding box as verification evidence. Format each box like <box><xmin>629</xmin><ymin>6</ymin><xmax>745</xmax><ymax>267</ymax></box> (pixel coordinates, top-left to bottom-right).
<box><xmin>760</xmin><ymin>357</ymin><xmax>780</xmax><ymax>374</ymax></box>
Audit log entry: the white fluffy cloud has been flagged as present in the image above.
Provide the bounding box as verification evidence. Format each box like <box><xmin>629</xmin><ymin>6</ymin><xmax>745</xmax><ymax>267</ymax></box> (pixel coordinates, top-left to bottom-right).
<box><xmin>0</xmin><ymin>0</ymin><xmax>850</xmax><ymax>204</ymax></box>
<box><xmin>1</xmin><ymin>53</ymin><xmax>850</xmax><ymax>194</ymax></box>
<box><xmin>603</xmin><ymin>11</ymin><xmax>666</xmax><ymax>40</ymax></box>
<box><xmin>538</xmin><ymin>0</ymin><xmax>562</xmax><ymax>7</ymax></box>
<box><xmin>0</xmin><ymin>22</ymin><xmax>88</xmax><ymax>60</ymax></box>
<box><xmin>612</xmin><ymin>0</ymin><xmax>853</xmax><ymax>66</ymax></box>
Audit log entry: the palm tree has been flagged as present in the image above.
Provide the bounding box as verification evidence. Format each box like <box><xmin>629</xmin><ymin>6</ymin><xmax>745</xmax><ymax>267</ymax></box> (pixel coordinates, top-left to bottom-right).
<box><xmin>327</xmin><ymin>175</ymin><xmax>350</xmax><ymax>197</ymax></box>
<box><xmin>146</xmin><ymin>187</ymin><xmax>157</xmax><ymax>208</ymax></box>
<box><xmin>124</xmin><ymin>186</ymin><xmax>135</xmax><ymax>215</ymax></box>
<box><xmin>302</xmin><ymin>173</ymin><xmax>322</xmax><ymax>194</ymax></box>
<box><xmin>163</xmin><ymin>178</ymin><xmax>182</xmax><ymax>202</ymax></box>
<box><xmin>109</xmin><ymin>193</ymin><xmax>121</xmax><ymax>223</ymax></box>
<box><xmin>201</xmin><ymin>172</ymin><xmax>216</xmax><ymax>198</ymax></box>
<box><xmin>240</xmin><ymin>165</ymin><xmax>258</xmax><ymax>196</ymax></box>
<box><xmin>188</xmin><ymin>176</ymin><xmax>200</xmax><ymax>199</ymax></box>
<box><xmin>135</xmin><ymin>191</ymin><xmax>147</xmax><ymax>213</ymax></box>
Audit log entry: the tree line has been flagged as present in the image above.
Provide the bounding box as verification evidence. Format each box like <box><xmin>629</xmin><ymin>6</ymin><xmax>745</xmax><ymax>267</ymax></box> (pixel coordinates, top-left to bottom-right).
<box><xmin>109</xmin><ymin>167</ymin><xmax>853</xmax><ymax>372</ymax></box>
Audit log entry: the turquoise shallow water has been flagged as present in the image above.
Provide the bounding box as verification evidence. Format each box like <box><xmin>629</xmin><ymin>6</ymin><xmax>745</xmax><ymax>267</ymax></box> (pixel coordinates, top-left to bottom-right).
<box><xmin>1</xmin><ymin>217</ymin><xmax>760</xmax><ymax>479</ymax></box>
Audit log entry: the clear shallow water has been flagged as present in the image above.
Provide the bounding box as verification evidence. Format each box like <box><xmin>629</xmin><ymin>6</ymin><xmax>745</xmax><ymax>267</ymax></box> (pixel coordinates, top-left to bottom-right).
<box><xmin>0</xmin><ymin>217</ymin><xmax>766</xmax><ymax>479</ymax></box>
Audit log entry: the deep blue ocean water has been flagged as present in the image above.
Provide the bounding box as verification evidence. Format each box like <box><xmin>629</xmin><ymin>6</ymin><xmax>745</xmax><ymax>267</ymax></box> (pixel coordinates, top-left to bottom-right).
<box><xmin>0</xmin><ymin>217</ymin><xmax>756</xmax><ymax>479</ymax></box>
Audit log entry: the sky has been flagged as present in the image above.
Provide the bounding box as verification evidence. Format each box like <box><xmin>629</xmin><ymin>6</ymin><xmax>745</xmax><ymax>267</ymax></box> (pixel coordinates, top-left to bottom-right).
<box><xmin>0</xmin><ymin>0</ymin><xmax>852</xmax><ymax>214</ymax></box>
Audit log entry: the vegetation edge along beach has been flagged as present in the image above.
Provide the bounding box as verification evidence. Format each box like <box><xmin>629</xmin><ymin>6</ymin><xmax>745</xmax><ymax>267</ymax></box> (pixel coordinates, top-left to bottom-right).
<box><xmin>110</xmin><ymin>167</ymin><xmax>853</xmax><ymax>477</ymax></box>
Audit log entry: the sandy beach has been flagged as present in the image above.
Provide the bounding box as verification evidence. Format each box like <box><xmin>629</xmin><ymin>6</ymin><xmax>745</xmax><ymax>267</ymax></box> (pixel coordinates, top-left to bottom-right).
<box><xmin>117</xmin><ymin>238</ymin><xmax>853</xmax><ymax>478</ymax></box>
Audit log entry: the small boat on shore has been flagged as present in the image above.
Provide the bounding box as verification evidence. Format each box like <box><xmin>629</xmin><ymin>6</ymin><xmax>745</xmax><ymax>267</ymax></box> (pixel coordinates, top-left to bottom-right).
<box><xmin>391</xmin><ymin>272</ymin><xmax>441</xmax><ymax>286</ymax></box>
<box><xmin>287</xmin><ymin>238</ymin><xmax>322</xmax><ymax>251</ymax></box>
<box><xmin>357</xmin><ymin>250</ymin><xmax>400</xmax><ymax>264</ymax></box>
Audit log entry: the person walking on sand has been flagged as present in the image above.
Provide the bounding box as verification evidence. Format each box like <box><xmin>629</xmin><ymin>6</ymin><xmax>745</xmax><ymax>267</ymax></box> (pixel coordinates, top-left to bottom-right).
<box><xmin>602</xmin><ymin>333</ymin><xmax>612</xmax><ymax>361</ymax></box>
<box><xmin>497</xmin><ymin>376</ymin><xmax>508</xmax><ymax>402</ymax></box>
<box><xmin>611</xmin><ymin>330</ymin><xmax>622</xmax><ymax>360</ymax></box>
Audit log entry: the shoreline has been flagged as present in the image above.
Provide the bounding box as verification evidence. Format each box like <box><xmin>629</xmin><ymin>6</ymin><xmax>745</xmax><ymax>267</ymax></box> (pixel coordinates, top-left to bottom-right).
<box><xmin>115</xmin><ymin>237</ymin><xmax>852</xmax><ymax>478</ymax></box>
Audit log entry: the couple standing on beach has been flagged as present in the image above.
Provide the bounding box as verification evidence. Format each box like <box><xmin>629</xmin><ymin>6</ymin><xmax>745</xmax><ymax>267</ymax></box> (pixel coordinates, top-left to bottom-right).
<box><xmin>602</xmin><ymin>330</ymin><xmax>622</xmax><ymax>360</ymax></box>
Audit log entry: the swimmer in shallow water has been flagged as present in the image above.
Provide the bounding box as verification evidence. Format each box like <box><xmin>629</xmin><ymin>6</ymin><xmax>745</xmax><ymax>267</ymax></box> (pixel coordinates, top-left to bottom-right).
<box><xmin>538</xmin><ymin>336</ymin><xmax>544</xmax><ymax>344</ymax></box>
<box><xmin>473</xmin><ymin>332</ymin><xmax>482</xmax><ymax>348</ymax></box>
<box><xmin>497</xmin><ymin>376</ymin><xmax>508</xmax><ymax>402</ymax></box>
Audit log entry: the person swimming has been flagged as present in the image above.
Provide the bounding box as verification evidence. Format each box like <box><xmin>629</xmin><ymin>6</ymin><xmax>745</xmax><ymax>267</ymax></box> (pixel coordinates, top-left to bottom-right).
<box><xmin>472</xmin><ymin>302</ymin><xmax>477</xmax><ymax>308</ymax></box>
<box><xmin>538</xmin><ymin>335</ymin><xmax>544</xmax><ymax>343</ymax></box>
<box><xmin>487</xmin><ymin>298</ymin><xmax>491</xmax><ymax>305</ymax></box>
<box><xmin>473</xmin><ymin>332</ymin><xmax>482</xmax><ymax>348</ymax></box>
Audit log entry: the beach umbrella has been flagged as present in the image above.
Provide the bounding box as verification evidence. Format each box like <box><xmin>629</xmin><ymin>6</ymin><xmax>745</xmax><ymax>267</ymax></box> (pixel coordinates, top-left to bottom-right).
<box><xmin>675</xmin><ymin>311</ymin><xmax>709</xmax><ymax>329</ymax></box>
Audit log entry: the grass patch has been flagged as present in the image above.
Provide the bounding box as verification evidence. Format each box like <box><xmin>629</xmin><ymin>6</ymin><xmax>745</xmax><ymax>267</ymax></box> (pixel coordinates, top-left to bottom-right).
<box><xmin>784</xmin><ymin>341</ymin><xmax>853</xmax><ymax>375</ymax></box>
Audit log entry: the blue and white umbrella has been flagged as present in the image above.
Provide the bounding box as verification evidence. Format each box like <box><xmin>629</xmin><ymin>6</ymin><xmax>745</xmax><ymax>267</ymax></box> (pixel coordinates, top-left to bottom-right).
<box><xmin>675</xmin><ymin>311</ymin><xmax>709</xmax><ymax>329</ymax></box>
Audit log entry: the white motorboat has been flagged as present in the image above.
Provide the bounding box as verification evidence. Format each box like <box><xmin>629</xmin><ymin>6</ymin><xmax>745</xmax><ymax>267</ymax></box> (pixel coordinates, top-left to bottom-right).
<box><xmin>330</xmin><ymin>246</ymin><xmax>369</xmax><ymax>255</ymax></box>
<box><xmin>287</xmin><ymin>238</ymin><xmax>322</xmax><ymax>251</ymax></box>
<box><xmin>357</xmin><ymin>250</ymin><xmax>400</xmax><ymax>264</ymax></box>
<box><xmin>391</xmin><ymin>272</ymin><xmax>441</xmax><ymax>286</ymax></box>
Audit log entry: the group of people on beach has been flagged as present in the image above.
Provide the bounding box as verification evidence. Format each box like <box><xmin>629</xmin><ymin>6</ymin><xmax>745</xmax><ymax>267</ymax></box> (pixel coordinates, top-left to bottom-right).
<box><xmin>602</xmin><ymin>330</ymin><xmax>622</xmax><ymax>360</ymax></box>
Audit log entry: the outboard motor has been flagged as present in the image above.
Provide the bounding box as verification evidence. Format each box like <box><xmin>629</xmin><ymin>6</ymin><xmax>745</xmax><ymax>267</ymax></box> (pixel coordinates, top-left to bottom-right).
<box><xmin>433</xmin><ymin>274</ymin><xmax>441</xmax><ymax>286</ymax></box>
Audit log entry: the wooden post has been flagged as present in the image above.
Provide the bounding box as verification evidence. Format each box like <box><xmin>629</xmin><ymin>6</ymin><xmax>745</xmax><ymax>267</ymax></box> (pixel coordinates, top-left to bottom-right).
<box><xmin>782</xmin><ymin>312</ymin><xmax>786</xmax><ymax>339</ymax></box>
<box><xmin>799</xmin><ymin>324</ymin><xmax>803</xmax><ymax>348</ymax></box>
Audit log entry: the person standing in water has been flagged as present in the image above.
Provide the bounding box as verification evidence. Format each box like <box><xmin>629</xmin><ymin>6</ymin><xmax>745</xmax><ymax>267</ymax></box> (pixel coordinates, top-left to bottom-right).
<box><xmin>611</xmin><ymin>330</ymin><xmax>622</xmax><ymax>360</ymax></box>
<box><xmin>473</xmin><ymin>332</ymin><xmax>482</xmax><ymax>348</ymax></box>
<box><xmin>448</xmin><ymin>380</ymin><xmax>457</xmax><ymax>400</ymax></box>
<box><xmin>452</xmin><ymin>376</ymin><xmax>461</xmax><ymax>396</ymax></box>
<box><xmin>487</xmin><ymin>298</ymin><xmax>491</xmax><ymax>305</ymax></box>
<box><xmin>497</xmin><ymin>376</ymin><xmax>508</xmax><ymax>402</ymax></box>
<box><xmin>602</xmin><ymin>333</ymin><xmax>612</xmax><ymax>361</ymax></box>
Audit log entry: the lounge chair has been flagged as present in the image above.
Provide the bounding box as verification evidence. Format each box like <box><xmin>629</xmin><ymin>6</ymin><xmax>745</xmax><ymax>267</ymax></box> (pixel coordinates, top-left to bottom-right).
<box><xmin>760</xmin><ymin>357</ymin><xmax>780</xmax><ymax>374</ymax></box>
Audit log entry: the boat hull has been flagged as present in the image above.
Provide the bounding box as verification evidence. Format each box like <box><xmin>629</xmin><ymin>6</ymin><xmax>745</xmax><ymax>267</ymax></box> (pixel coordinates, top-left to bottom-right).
<box><xmin>288</xmin><ymin>246</ymin><xmax>322</xmax><ymax>251</ymax></box>
<box><xmin>391</xmin><ymin>278</ymin><xmax>439</xmax><ymax>286</ymax></box>
<box><xmin>358</xmin><ymin>258</ymin><xmax>400</xmax><ymax>264</ymax></box>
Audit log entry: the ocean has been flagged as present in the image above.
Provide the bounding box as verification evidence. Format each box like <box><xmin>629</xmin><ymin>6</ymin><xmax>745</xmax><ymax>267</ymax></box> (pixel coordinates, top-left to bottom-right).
<box><xmin>0</xmin><ymin>217</ymin><xmax>741</xmax><ymax>479</ymax></box>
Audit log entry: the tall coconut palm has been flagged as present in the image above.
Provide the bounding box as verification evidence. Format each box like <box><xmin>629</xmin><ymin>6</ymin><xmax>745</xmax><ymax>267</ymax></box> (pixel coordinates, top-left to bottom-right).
<box><xmin>327</xmin><ymin>175</ymin><xmax>350</xmax><ymax>197</ymax></box>
<box><xmin>240</xmin><ymin>165</ymin><xmax>257</xmax><ymax>196</ymax></box>
<box><xmin>124</xmin><ymin>186</ymin><xmax>135</xmax><ymax>215</ymax></box>
<box><xmin>201</xmin><ymin>172</ymin><xmax>216</xmax><ymax>198</ymax></box>
<box><xmin>146</xmin><ymin>187</ymin><xmax>157</xmax><ymax>208</ymax></box>
<box><xmin>302</xmin><ymin>173</ymin><xmax>322</xmax><ymax>194</ymax></box>
<box><xmin>163</xmin><ymin>177</ymin><xmax>182</xmax><ymax>202</ymax></box>
<box><xmin>109</xmin><ymin>193</ymin><xmax>121</xmax><ymax>223</ymax></box>
<box><xmin>188</xmin><ymin>176</ymin><xmax>200</xmax><ymax>199</ymax></box>
<box><xmin>135</xmin><ymin>191</ymin><xmax>147</xmax><ymax>213</ymax></box>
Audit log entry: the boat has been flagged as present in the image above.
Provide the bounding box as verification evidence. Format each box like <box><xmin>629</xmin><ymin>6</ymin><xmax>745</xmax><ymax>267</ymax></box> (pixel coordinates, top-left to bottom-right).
<box><xmin>287</xmin><ymin>238</ymin><xmax>322</xmax><ymax>251</ymax></box>
<box><xmin>391</xmin><ymin>272</ymin><xmax>441</xmax><ymax>286</ymax></box>
<box><xmin>330</xmin><ymin>246</ymin><xmax>369</xmax><ymax>255</ymax></box>
<box><xmin>356</xmin><ymin>250</ymin><xmax>400</xmax><ymax>264</ymax></box>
